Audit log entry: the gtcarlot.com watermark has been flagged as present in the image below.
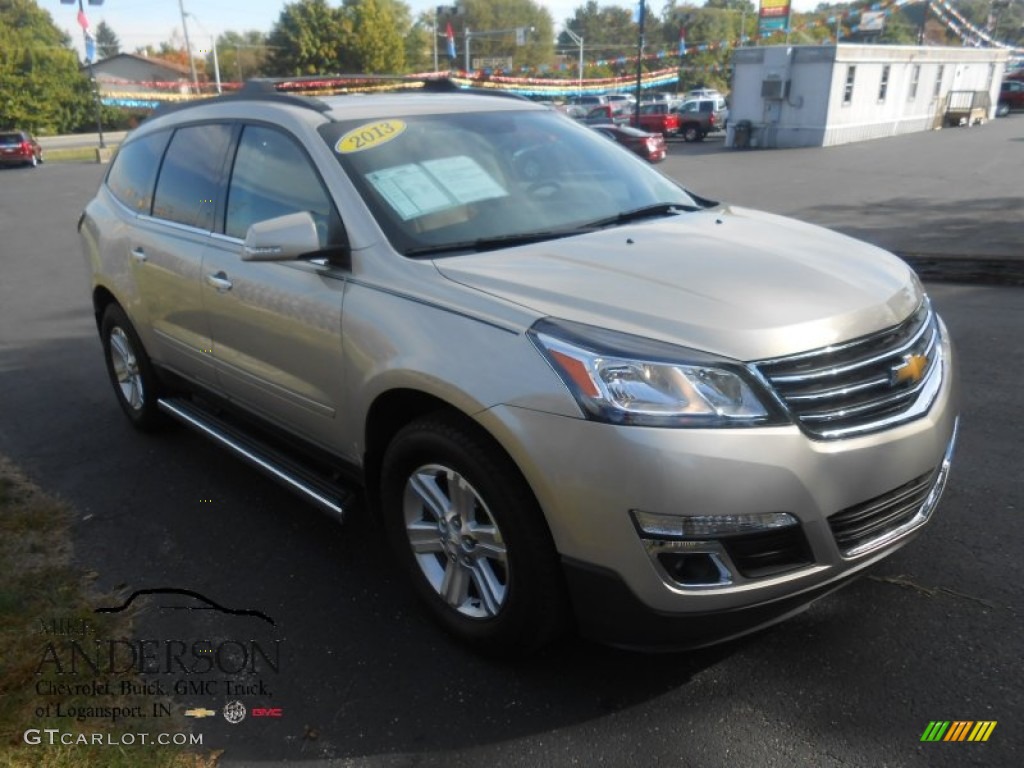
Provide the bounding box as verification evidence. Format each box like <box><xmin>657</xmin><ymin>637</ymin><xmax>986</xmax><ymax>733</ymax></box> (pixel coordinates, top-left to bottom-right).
<box><xmin>24</xmin><ymin>729</ymin><xmax>203</xmax><ymax>747</ymax></box>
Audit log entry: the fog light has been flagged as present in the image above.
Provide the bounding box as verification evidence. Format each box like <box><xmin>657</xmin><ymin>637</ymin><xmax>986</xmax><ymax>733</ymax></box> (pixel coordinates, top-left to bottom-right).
<box><xmin>632</xmin><ymin>510</ymin><xmax>799</xmax><ymax>540</ymax></box>
<box><xmin>657</xmin><ymin>552</ymin><xmax>730</xmax><ymax>586</ymax></box>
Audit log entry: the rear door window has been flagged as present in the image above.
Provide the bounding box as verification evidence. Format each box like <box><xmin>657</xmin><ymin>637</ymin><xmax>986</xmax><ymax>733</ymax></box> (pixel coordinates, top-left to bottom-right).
<box><xmin>105</xmin><ymin>131</ymin><xmax>171</xmax><ymax>214</ymax></box>
<box><xmin>151</xmin><ymin>123</ymin><xmax>232</xmax><ymax>230</ymax></box>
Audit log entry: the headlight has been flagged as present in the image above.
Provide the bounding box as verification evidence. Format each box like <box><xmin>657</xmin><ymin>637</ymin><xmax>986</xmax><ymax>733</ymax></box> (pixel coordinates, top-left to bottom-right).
<box><xmin>528</xmin><ymin>318</ymin><xmax>784</xmax><ymax>428</ymax></box>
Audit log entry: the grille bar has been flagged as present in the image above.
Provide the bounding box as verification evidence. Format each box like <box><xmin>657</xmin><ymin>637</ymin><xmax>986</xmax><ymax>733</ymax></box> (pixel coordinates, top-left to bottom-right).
<box><xmin>754</xmin><ymin>303</ymin><xmax>942</xmax><ymax>439</ymax></box>
<box><xmin>829</xmin><ymin>471</ymin><xmax>936</xmax><ymax>556</ymax></box>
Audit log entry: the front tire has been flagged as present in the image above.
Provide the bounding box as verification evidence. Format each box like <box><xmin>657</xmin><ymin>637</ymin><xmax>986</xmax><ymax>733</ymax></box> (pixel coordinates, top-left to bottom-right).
<box><xmin>100</xmin><ymin>304</ymin><xmax>164</xmax><ymax>431</ymax></box>
<box><xmin>380</xmin><ymin>414</ymin><xmax>568</xmax><ymax>656</ymax></box>
<box><xmin>682</xmin><ymin>125</ymin><xmax>699</xmax><ymax>142</ymax></box>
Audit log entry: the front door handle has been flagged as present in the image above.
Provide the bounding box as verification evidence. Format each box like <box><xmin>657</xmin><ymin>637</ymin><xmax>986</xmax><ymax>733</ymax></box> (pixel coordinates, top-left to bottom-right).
<box><xmin>206</xmin><ymin>271</ymin><xmax>233</xmax><ymax>292</ymax></box>
<box><xmin>130</xmin><ymin>247</ymin><xmax>147</xmax><ymax>263</ymax></box>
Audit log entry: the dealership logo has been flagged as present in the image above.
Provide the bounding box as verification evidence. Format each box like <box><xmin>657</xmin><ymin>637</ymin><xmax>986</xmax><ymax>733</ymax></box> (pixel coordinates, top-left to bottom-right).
<box><xmin>184</xmin><ymin>707</ymin><xmax>217</xmax><ymax>719</ymax></box>
<box><xmin>222</xmin><ymin>701</ymin><xmax>246</xmax><ymax>725</ymax></box>
<box><xmin>253</xmin><ymin>707</ymin><xmax>283</xmax><ymax>718</ymax></box>
<box><xmin>920</xmin><ymin>721</ymin><xmax>997</xmax><ymax>742</ymax></box>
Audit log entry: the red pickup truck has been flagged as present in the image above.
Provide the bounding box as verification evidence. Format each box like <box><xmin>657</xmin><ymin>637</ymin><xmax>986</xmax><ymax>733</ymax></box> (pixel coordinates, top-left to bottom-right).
<box><xmin>629</xmin><ymin>103</ymin><xmax>680</xmax><ymax>137</ymax></box>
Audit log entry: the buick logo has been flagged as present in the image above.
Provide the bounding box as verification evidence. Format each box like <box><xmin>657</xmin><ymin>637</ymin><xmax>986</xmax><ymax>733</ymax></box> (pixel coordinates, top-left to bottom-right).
<box><xmin>223</xmin><ymin>700</ymin><xmax>247</xmax><ymax>724</ymax></box>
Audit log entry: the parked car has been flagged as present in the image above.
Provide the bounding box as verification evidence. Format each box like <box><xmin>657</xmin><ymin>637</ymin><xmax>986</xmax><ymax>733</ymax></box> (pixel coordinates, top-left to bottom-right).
<box><xmin>591</xmin><ymin>123</ymin><xmax>667</xmax><ymax>162</ymax></box>
<box><xmin>996</xmin><ymin>79</ymin><xmax>1024</xmax><ymax>116</ymax></box>
<box><xmin>687</xmin><ymin>87</ymin><xmax>723</xmax><ymax>100</ymax></box>
<box><xmin>674</xmin><ymin>97</ymin><xmax>728</xmax><ymax>141</ymax></box>
<box><xmin>567</xmin><ymin>94</ymin><xmax>608</xmax><ymax>107</ymax></box>
<box><xmin>630</xmin><ymin>102</ymin><xmax>680</xmax><ymax>137</ymax></box>
<box><xmin>79</xmin><ymin>81</ymin><xmax>958</xmax><ymax>655</ymax></box>
<box><xmin>582</xmin><ymin>103</ymin><xmax>631</xmax><ymax>126</ymax></box>
<box><xmin>557</xmin><ymin>103</ymin><xmax>589</xmax><ymax>119</ymax></box>
<box><xmin>0</xmin><ymin>130</ymin><xmax>43</xmax><ymax>167</ymax></box>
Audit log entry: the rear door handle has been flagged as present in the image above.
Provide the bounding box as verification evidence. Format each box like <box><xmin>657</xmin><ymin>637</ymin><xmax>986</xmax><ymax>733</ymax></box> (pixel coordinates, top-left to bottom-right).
<box><xmin>130</xmin><ymin>247</ymin><xmax>147</xmax><ymax>263</ymax></box>
<box><xmin>206</xmin><ymin>271</ymin><xmax>233</xmax><ymax>292</ymax></box>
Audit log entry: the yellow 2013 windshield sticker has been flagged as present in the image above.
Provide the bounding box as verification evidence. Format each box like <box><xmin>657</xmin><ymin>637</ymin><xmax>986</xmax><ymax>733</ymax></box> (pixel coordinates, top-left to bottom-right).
<box><xmin>336</xmin><ymin>120</ymin><xmax>406</xmax><ymax>154</ymax></box>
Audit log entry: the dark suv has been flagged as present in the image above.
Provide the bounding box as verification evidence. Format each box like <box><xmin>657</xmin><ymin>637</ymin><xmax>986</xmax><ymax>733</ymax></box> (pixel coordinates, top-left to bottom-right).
<box><xmin>0</xmin><ymin>131</ymin><xmax>43</xmax><ymax>168</ymax></box>
<box><xmin>997</xmin><ymin>78</ymin><xmax>1024</xmax><ymax>116</ymax></box>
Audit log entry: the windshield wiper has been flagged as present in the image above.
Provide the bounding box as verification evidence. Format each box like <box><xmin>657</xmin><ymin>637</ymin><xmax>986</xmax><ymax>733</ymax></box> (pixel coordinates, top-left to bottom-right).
<box><xmin>404</xmin><ymin>230</ymin><xmax>580</xmax><ymax>257</ymax></box>
<box><xmin>583</xmin><ymin>203</ymin><xmax>697</xmax><ymax>230</ymax></box>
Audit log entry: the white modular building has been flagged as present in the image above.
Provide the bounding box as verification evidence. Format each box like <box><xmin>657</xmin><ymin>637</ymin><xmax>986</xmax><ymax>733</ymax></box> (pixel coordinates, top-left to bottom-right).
<box><xmin>728</xmin><ymin>44</ymin><xmax>1009</xmax><ymax>148</ymax></box>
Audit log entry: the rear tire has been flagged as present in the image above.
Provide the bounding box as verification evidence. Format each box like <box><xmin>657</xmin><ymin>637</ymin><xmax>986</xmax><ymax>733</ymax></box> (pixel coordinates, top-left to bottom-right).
<box><xmin>380</xmin><ymin>413</ymin><xmax>568</xmax><ymax>656</ymax></box>
<box><xmin>100</xmin><ymin>304</ymin><xmax>165</xmax><ymax>431</ymax></box>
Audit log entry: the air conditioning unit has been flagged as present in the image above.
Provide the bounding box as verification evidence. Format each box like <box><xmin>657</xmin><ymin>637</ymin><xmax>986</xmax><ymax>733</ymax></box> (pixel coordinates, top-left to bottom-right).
<box><xmin>761</xmin><ymin>79</ymin><xmax>790</xmax><ymax>100</ymax></box>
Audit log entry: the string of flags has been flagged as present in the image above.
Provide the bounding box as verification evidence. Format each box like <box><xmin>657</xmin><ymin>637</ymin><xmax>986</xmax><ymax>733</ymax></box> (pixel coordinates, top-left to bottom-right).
<box><xmin>90</xmin><ymin>0</ymin><xmax>1022</xmax><ymax>107</ymax></box>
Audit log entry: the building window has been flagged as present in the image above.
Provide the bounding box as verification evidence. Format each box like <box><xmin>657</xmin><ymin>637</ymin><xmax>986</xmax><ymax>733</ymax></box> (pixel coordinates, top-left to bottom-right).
<box><xmin>878</xmin><ymin>65</ymin><xmax>890</xmax><ymax>102</ymax></box>
<box><xmin>843</xmin><ymin>65</ymin><xmax>856</xmax><ymax>105</ymax></box>
<box><xmin>909</xmin><ymin>64</ymin><xmax>920</xmax><ymax>101</ymax></box>
<box><xmin>934</xmin><ymin>65</ymin><xmax>945</xmax><ymax>99</ymax></box>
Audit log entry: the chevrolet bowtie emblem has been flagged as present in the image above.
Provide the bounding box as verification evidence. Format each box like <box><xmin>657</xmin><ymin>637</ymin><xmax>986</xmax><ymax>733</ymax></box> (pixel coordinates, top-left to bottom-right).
<box><xmin>184</xmin><ymin>708</ymin><xmax>217</xmax><ymax>718</ymax></box>
<box><xmin>892</xmin><ymin>353</ymin><xmax>928</xmax><ymax>385</ymax></box>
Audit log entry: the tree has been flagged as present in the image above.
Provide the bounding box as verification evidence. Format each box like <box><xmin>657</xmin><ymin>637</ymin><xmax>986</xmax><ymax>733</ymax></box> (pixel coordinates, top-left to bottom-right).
<box><xmin>94</xmin><ymin>20</ymin><xmax>120</xmax><ymax>59</ymax></box>
<box><xmin>405</xmin><ymin>11</ymin><xmax>434</xmax><ymax>72</ymax></box>
<box><xmin>267</xmin><ymin>0</ymin><xmax>354</xmax><ymax>76</ymax></box>
<box><xmin>451</xmin><ymin>0</ymin><xmax>555</xmax><ymax>71</ymax></box>
<box><xmin>209</xmin><ymin>30</ymin><xmax>270</xmax><ymax>83</ymax></box>
<box><xmin>0</xmin><ymin>0</ymin><xmax>97</xmax><ymax>134</ymax></box>
<box><xmin>346</xmin><ymin>0</ymin><xmax>406</xmax><ymax>73</ymax></box>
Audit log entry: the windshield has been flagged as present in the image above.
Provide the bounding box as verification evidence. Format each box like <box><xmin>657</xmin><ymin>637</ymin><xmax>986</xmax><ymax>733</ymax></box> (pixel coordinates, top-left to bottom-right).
<box><xmin>319</xmin><ymin>109</ymin><xmax>698</xmax><ymax>256</ymax></box>
<box><xmin>0</xmin><ymin>133</ymin><xmax>24</xmax><ymax>146</ymax></box>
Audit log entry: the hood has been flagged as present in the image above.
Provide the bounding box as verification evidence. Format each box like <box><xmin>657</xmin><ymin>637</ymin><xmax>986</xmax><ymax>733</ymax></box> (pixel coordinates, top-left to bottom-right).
<box><xmin>434</xmin><ymin>206</ymin><xmax>922</xmax><ymax>361</ymax></box>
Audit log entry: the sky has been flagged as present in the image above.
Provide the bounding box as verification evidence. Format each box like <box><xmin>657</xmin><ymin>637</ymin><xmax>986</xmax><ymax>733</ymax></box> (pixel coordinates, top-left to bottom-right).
<box><xmin>49</xmin><ymin>1</ymin><xmax>820</xmax><ymax>63</ymax></box>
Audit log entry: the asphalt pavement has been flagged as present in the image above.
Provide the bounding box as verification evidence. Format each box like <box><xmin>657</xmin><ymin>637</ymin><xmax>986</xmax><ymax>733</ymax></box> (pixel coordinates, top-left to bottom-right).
<box><xmin>665</xmin><ymin>114</ymin><xmax>1024</xmax><ymax>284</ymax></box>
<box><xmin>1</xmin><ymin>118</ymin><xmax>1022</xmax><ymax>767</ymax></box>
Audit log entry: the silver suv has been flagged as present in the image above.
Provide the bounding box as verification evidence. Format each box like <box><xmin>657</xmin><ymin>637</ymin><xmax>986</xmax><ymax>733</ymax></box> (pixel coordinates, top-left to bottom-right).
<box><xmin>79</xmin><ymin>81</ymin><xmax>958</xmax><ymax>654</ymax></box>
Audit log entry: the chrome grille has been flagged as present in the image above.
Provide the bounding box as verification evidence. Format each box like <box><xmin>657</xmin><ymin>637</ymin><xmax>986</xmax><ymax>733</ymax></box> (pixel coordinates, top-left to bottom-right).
<box><xmin>755</xmin><ymin>303</ymin><xmax>942</xmax><ymax>439</ymax></box>
<box><xmin>829</xmin><ymin>469</ymin><xmax>936</xmax><ymax>557</ymax></box>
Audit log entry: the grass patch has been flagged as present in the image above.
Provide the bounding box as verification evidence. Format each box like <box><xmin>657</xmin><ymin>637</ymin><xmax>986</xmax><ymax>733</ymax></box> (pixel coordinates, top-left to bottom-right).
<box><xmin>0</xmin><ymin>457</ymin><xmax>219</xmax><ymax>768</ymax></box>
<box><xmin>43</xmin><ymin>146</ymin><xmax>118</xmax><ymax>164</ymax></box>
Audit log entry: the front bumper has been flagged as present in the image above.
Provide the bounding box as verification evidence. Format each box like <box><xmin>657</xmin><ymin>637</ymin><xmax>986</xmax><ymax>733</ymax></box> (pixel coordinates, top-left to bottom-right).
<box><xmin>475</xmin><ymin>326</ymin><xmax>958</xmax><ymax>645</ymax></box>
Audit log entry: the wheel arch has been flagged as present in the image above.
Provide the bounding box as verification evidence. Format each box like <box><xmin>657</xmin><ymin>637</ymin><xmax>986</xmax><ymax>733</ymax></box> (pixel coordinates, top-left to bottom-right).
<box><xmin>363</xmin><ymin>389</ymin><xmax>495</xmax><ymax>513</ymax></box>
<box><xmin>92</xmin><ymin>285</ymin><xmax>120</xmax><ymax>330</ymax></box>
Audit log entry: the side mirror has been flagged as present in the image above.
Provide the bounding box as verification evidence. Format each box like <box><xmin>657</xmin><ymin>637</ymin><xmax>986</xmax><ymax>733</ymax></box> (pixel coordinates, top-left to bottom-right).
<box><xmin>242</xmin><ymin>211</ymin><xmax>321</xmax><ymax>262</ymax></box>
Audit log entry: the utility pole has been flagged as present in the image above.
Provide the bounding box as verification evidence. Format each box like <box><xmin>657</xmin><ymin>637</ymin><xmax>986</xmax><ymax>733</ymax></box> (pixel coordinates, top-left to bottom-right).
<box><xmin>634</xmin><ymin>0</ymin><xmax>645</xmax><ymax>124</ymax></box>
<box><xmin>564</xmin><ymin>28</ymin><xmax>584</xmax><ymax>99</ymax></box>
<box><xmin>178</xmin><ymin>0</ymin><xmax>199</xmax><ymax>92</ymax></box>
<box><xmin>68</xmin><ymin>0</ymin><xmax>105</xmax><ymax>148</ymax></box>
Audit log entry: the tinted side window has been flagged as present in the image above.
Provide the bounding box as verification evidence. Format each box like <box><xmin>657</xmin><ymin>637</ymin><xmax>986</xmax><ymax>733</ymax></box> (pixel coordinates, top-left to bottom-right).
<box><xmin>152</xmin><ymin>123</ymin><xmax>232</xmax><ymax>229</ymax></box>
<box><xmin>225</xmin><ymin>124</ymin><xmax>341</xmax><ymax>247</ymax></box>
<box><xmin>106</xmin><ymin>131</ymin><xmax>171</xmax><ymax>214</ymax></box>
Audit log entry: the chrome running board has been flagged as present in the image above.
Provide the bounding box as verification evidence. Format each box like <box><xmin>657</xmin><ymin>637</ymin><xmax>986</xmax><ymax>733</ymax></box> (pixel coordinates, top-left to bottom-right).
<box><xmin>157</xmin><ymin>397</ymin><xmax>353</xmax><ymax>520</ymax></box>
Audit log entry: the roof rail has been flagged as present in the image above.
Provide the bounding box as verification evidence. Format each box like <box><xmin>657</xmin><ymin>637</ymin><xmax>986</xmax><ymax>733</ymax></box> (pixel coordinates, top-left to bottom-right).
<box><xmin>147</xmin><ymin>75</ymin><xmax>533</xmax><ymax>120</ymax></box>
<box><xmin>149</xmin><ymin>82</ymin><xmax>331</xmax><ymax>119</ymax></box>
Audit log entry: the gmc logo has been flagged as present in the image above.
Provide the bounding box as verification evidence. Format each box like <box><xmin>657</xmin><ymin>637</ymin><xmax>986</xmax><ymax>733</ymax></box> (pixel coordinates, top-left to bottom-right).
<box><xmin>252</xmin><ymin>707</ymin><xmax>283</xmax><ymax>718</ymax></box>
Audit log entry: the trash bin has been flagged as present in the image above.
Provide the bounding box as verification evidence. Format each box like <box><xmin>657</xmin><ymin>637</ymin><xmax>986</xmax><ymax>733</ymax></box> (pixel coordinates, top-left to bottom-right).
<box><xmin>733</xmin><ymin>120</ymin><xmax>752</xmax><ymax>149</ymax></box>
